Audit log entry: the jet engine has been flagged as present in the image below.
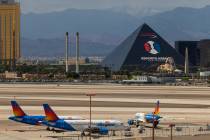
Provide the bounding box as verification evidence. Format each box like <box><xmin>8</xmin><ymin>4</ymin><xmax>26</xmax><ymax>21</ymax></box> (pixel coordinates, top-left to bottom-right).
<box><xmin>127</xmin><ymin>119</ymin><xmax>134</xmax><ymax>125</ymax></box>
<box><xmin>98</xmin><ymin>127</ymin><xmax>109</xmax><ymax>135</ymax></box>
<box><xmin>89</xmin><ymin>127</ymin><xmax>109</xmax><ymax>135</ymax></box>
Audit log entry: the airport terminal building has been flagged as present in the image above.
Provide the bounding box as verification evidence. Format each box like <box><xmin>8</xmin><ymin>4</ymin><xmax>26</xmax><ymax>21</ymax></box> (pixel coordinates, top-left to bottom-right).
<box><xmin>102</xmin><ymin>23</ymin><xmax>184</xmax><ymax>71</ymax></box>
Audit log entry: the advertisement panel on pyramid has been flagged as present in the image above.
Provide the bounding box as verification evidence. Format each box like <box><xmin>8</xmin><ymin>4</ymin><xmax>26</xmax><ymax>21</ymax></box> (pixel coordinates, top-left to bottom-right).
<box><xmin>102</xmin><ymin>23</ymin><xmax>185</xmax><ymax>71</ymax></box>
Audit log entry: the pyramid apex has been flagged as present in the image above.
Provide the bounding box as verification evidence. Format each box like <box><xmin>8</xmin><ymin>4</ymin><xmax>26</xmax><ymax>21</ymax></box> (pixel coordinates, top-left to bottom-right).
<box><xmin>142</xmin><ymin>23</ymin><xmax>150</xmax><ymax>27</ymax></box>
<box><xmin>142</xmin><ymin>23</ymin><xmax>148</xmax><ymax>26</ymax></box>
<box><xmin>138</xmin><ymin>23</ymin><xmax>155</xmax><ymax>34</ymax></box>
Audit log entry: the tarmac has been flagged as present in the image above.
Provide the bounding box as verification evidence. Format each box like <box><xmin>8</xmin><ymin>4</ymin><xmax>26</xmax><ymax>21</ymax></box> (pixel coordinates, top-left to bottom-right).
<box><xmin>0</xmin><ymin>84</ymin><xmax>210</xmax><ymax>140</ymax></box>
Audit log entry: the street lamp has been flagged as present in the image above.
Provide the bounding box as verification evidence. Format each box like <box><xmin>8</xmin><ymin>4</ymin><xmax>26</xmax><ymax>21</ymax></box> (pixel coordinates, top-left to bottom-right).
<box><xmin>86</xmin><ymin>93</ymin><xmax>96</xmax><ymax>140</ymax></box>
<box><xmin>169</xmin><ymin>124</ymin><xmax>175</xmax><ymax>140</ymax></box>
<box><xmin>152</xmin><ymin>113</ymin><xmax>155</xmax><ymax>140</ymax></box>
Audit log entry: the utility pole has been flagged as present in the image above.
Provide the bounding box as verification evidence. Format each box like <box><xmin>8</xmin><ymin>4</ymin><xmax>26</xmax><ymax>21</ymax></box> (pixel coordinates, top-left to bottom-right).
<box><xmin>86</xmin><ymin>93</ymin><xmax>96</xmax><ymax>140</ymax></box>
<box><xmin>65</xmin><ymin>32</ymin><xmax>69</xmax><ymax>73</ymax></box>
<box><xmin>169</xmin><ymin>124</ymin><xmax>175</xmax><ymax>140</ymax></box>
<box><xmin>152</xmin><ymin>113</ymin><xmax>155</xmax><ymax>140</ymax></box>
<box><xmin>185</xmin><ymin>47</ymin><xmax>189</xmax><ymax>75</ymax></box>
<box><xmin>76</xmin><ymin>32</ymin><xmax>80</xmax><ymax>74</ymax></box>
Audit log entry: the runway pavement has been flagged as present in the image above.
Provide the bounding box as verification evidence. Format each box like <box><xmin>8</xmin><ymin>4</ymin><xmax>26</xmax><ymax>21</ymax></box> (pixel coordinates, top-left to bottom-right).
<box><xmin>0</xmin><ymin>84</ymin><xmax>210</xmax><ymax>140</ymax></box>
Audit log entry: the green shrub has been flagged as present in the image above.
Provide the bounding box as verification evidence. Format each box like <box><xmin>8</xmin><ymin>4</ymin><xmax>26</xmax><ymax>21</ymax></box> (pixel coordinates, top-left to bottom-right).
<box><xmin>182</xmin><ymin>77</ymin><xmax>190</xmax><ymax>81</ymax></box>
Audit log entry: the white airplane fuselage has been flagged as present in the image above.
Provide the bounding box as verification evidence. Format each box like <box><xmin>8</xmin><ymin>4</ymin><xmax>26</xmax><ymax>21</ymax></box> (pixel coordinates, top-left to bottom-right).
<box><xmin>42</xmin><ymin>119</ymin><xmax>125</xmax><ymax>134</ymax></box>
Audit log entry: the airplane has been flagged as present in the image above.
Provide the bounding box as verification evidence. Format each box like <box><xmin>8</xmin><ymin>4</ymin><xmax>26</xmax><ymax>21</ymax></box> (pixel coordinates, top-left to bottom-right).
<box><xmin>8</xmin><ymin>101</ymin><xmax>85</xmax><ymax>126</ymax></box>
<box><xmin>42</xmin><ymin>104</ymin><xmax>125</xmax><ymax>136</ymax></box>
<box><xmin>128</xmin><ymin>100</ymin><xmax>161</xmax><ymax>128</ymax></box>
<box><xmin>8</xmin><ymin>100</ymin><xmax>45</xmax><ymax>125</ymax></box>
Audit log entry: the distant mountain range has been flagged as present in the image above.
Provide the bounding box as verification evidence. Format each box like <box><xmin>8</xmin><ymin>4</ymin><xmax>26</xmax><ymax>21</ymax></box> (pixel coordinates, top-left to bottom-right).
<box><xmin>22</xmin><ymin>38</ymin><xmax>115</xmax><ymax>57</ymax></box>
<box><xmin>141</xmin><ymin>6</ymin><xmax>210</xmax><ymax>43</ymax></box>
<box><xmin>21</xmin><ymin>9</ymin><xmax>139</xmax><ymax>42</ymax></box>
<box><xmin>21</xmin><ymin>6</ymin><xmax>210</xmax><ymax>57</ymax></box>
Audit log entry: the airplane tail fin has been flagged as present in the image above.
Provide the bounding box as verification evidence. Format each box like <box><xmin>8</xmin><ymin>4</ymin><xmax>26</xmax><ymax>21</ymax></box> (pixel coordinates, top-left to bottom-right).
<box><xmin>43</xmin><ymin>104</ymin><xmax>59</xmax><ymax>121</ymax></box>
<box><xmin>153</xmin><ymin>100</ymin><xmax>160</xmax><ymax>115</ymax></box>
<box><xmin>11</xmin><ymin>101</ymin><xmax>27</xmax><ymax>117</ymax></box>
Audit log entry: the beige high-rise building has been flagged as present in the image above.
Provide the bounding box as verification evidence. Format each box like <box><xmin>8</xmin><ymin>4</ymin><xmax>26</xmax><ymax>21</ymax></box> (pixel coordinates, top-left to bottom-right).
<box><xmin>0</xmin><ymin>0</ymin><xmax>20</xmax><ymax>66</ymax></box>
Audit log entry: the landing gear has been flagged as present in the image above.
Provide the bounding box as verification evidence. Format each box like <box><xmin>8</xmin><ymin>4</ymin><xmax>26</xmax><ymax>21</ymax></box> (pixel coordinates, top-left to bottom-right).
<box><xmin>81</xmin><ymin>131</ymin><xmax>85</xmax><ymax>136</ymax></box>
<box><xmin>138</xmin><ymin>125</ymin><xmax>145</xmax><ymax>133</ymax></box>
<box><xmin>46</xmin><ymin>127</ymin><xmax>55</xmax><ymax>132</ymax></box>
<box><xmin>46</xmin><ymin>127</ymin><xmax>51</xmax><ymax>131</ymax></box>
<box><xmin>111</xmin><ymin>131</ymin><xmax>116</xmax><ymax>136</ymax></box>
<box><xmin>51</xmin><ymin>128</ymin><xmax>55</xmax><ymax>132</ymax></box>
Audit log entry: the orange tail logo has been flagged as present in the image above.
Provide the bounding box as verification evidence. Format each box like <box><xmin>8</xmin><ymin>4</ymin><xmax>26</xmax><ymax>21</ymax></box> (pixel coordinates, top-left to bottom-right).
<box><xmin>154</xmin><ymin>100</ymin><xmax>160</xmax><ymax>115</ymax></box>
<box><xmin>43</xmin><ymin>104</ymin><xmax>59</xmax><ymax>121</ymax></box>
<box><xmin>11</xmin><ymin>101</ymin><xmax>26</xmax><ymax>117</ymax></box>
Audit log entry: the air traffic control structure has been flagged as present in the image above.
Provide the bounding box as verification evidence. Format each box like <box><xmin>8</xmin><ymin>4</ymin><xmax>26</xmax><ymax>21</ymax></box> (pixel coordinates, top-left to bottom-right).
<box><xmin>102</xmin><ymin>23</ymin><xmax>184</xmax><ymax>71</ymax></box>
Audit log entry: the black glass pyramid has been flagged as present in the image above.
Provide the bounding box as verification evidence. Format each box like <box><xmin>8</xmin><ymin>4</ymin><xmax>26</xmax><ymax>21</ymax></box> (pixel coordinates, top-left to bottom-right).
<box><xmin>102</xmin><ymin>23</ymin><xmax>184</xmax><ymax>71</ymax></box>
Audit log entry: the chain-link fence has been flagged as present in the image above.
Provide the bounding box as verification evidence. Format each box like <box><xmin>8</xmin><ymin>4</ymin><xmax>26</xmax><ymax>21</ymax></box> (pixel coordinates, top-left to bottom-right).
<box><xmin>56</xmin><ymin>125</ymin><xmax>210</xmax><ymax>140</ymax></box>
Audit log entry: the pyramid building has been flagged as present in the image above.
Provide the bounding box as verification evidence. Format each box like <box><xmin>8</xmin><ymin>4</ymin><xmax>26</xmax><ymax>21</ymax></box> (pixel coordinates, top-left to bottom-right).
<box><xmin>102</xmin><ymin>23</ymin><xmax>184</xmax><ymax>71</ymax></box>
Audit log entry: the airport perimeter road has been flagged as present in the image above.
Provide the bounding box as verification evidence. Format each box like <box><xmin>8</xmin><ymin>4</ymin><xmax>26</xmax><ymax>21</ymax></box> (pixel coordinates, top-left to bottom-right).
<box><xmin>0</xmin><ymin>84</ymin><xmax>210</xmax><ymax>140</ymax></box>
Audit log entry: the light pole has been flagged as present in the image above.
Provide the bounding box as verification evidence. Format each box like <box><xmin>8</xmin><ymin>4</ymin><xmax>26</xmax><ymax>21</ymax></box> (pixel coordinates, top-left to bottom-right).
<box><xmin>152</xmin><ymin>113</ymin><xmax>155</xmax><ymax>140</ymax></box>
<box><xmin>65</xmin><ymin>32</ymin><xmax>69</xmax><ymax>73</ymax></box>
<box><xmin>86</xmin><ymin>93</ymin><xmax>96</xmax><ymax>140</ymax></box>
<box><xmin>169</xmin><ymin>124</ymin><xmax>175</xmax><ymax>140</ymax></box>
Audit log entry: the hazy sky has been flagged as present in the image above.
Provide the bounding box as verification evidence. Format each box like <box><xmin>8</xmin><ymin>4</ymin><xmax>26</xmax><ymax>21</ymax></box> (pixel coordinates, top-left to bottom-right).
<box><xmin>19</xmin><ymin>0</ymin><xmax>210</xmax><ymax>15</ymax></box>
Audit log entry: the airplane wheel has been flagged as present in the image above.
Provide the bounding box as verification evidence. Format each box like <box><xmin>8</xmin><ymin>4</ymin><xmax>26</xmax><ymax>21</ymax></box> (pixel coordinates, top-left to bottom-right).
<box><xmin>81</xmin><ymin>132</ymin><xmax>85</xmax><ymax>136</ymax></box>
<box><xmin>112</xmin><ymin>131</ymin><xmax>116</xmax><ymax>136</ymax></box>
<box><xmin>46</xmin><ymin>127</ymin><xmax>51</xmax><ymax>131</ymax></box>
